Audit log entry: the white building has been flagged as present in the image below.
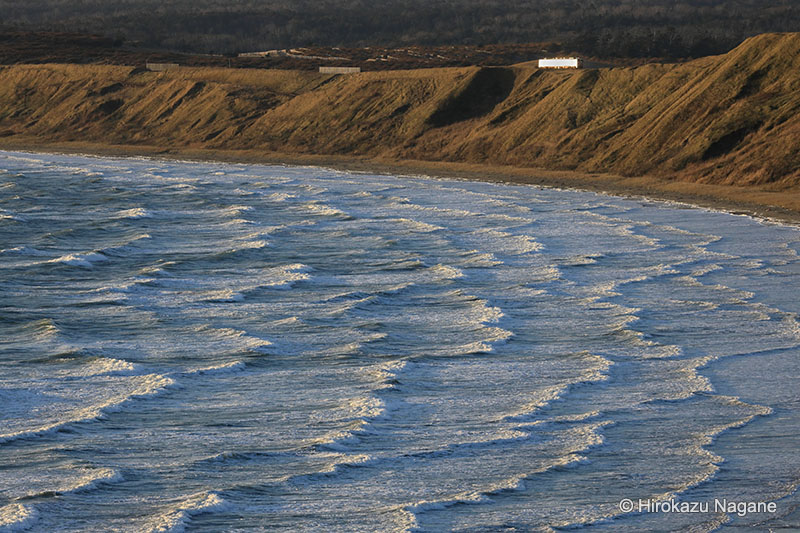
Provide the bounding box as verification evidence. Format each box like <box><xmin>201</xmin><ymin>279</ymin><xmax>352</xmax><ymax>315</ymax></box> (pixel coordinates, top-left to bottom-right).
<box><xmin>538</xmin><ymin>57</ymin><xmax>583</xmax><ymax>69</ymax></box>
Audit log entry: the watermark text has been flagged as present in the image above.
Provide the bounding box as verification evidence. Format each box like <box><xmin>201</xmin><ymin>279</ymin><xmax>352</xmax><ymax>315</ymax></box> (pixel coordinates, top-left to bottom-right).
<box><xmin>618</xmin><ymin>498</ymin><xmax>777</xmax><ymax>517</ymax></box>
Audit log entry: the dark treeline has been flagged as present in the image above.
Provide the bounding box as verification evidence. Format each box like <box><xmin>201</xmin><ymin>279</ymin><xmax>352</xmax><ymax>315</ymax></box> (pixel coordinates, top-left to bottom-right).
<box><xmin>1</xmin><ymin>0</ymin><xmax>799</xmax><ymax>58</ymax></box>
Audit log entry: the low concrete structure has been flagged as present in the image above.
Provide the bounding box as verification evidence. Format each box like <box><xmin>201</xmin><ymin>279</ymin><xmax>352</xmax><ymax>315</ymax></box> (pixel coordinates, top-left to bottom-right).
<box><xmin>538</xmin><ymin>57</ymin><xmax>582</xmax><ymax>69</ymax></box>
<box><xmin>319</xmin><ymin>66</ymin><xmax>361</xmax><ymax>74</ymax></box>
<box><xmin>146</xmin><ymin>62</ymin><xmax>180</xmax><ymax>72</ymax></box>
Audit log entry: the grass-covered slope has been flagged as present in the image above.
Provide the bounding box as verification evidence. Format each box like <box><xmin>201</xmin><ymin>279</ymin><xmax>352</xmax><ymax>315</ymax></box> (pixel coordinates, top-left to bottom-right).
<box><xmin>1</xmin><ymin>33</ymin><xmax>799</xmax><ymax>190</ymax></box>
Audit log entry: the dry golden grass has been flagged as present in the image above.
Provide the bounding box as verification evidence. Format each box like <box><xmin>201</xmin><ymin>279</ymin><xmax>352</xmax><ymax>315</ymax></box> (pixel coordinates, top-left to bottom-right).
<box><xmin>1</xmin><ymin>33</ymin><xmax>799</xmax><ymax>212</ymax></box>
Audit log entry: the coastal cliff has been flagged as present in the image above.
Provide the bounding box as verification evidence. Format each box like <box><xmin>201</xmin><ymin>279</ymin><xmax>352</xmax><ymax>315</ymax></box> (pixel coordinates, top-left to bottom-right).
<box><xmin>1</xmin><ymin>33</ymin><xmax>799</xmax><ymax>196</ymax></box>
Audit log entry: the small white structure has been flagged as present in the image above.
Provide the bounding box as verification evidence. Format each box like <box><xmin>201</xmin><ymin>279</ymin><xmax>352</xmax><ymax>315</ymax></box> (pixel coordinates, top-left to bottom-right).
<box><xmin>538</xmin><ymin>57</ymin><xmax>583</xmax><ymax>69</ymax></box>
<box><xmin>319</xmin><ymin>66</ymin><xmax>361</xmax><ymax>74</ymax></box>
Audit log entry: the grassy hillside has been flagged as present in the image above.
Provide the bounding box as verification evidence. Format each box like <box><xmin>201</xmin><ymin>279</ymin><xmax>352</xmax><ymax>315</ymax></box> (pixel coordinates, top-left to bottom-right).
<box><xmin>1</xmin><ymin>33</ymin><xmax>799</xmax><ymax>191</ymax></box>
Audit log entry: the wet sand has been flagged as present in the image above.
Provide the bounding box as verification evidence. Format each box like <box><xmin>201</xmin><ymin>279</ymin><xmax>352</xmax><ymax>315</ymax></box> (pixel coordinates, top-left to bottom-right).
<box><xmin>2</xmin><ymin>137</ymin><xmax>799</xmax><ymax>225</ymax></box>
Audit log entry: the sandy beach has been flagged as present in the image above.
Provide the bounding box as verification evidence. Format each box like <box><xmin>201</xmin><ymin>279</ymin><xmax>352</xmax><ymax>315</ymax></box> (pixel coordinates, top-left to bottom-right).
<box><xmin>2</xmin><ymin>137</ymin><xmax>799</xmax><ymax>225</ymax></box>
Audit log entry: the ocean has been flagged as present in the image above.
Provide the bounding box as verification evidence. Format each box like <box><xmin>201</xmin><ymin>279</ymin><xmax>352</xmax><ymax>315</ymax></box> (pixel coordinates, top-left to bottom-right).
<box><xmin>0</xmin><ymin>151</ymin><xmax>798</xmax><ymax>532</ymax></box>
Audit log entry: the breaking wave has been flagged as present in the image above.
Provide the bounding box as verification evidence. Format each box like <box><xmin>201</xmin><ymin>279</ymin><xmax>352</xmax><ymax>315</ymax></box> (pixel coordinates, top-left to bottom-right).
<box><xmin>1</xmin><ymin>151</ymin><xmax>798</xmax><ymax>532</ymax></box>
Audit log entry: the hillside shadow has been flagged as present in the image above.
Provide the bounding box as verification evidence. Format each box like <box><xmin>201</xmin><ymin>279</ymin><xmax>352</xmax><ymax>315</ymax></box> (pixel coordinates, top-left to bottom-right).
<box><xmin>428</xmin><ymin>67</ymin><xmax>516</xmax><ymax>128</ymax></box>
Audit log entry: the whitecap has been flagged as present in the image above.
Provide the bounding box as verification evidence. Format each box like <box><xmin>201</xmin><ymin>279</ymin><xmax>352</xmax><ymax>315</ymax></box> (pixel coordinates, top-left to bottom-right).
<box><xmin>48</xmin><ymin>355</ymin><xmax>139</xmax><ymax>378</ymax></box>
<box><xmin>193</xmin><ymin>325</ymin><xmax>273</xmax><ymax>354</ymax></box>
<box><xmin>30</xmin><ymin>318</ymin><xmax>61</xmax><ymax>340</ymax></box>
<box><xmin>146</xmin><ymin>492</ymin><xmax>230</xmax><ymax>533</ymax></box>
<box><xmin>46</xmin><ymin>252</ymin><xmax>108</xmax><ymax>268</ymax></box>
<box><xmin>460</xmin><ymin>250</ymin><xmax>503</xmax><ymax>267</ymax></box>
<box><xmin>301</xmin><ymin>202</ymin><xmax>350</xmax><ymax>217</ymax></box>
<box><xmin>202</xmin><ymin>289</ymin><xmax>246</xmax><ymax>303</ymax></box>
<box><xmin>691</xmin><ymin>263</ymin><xmax>723</xmax><ymax>277</ymax></box>
<box><xmin>428</xmin><ymin>264</ymin><xmax>464</xmax><ymax>280</ymax></box>
<box><xmin>0</xmin><ymin>373</ymin><xmax>175</xmax><ymax>444</ymax></box>
<box><xmin>501</xmin><ymin>353</ymin><xmax>614</xmax><ymax>421</ymax></box>
<box><xmin>0</xmin><ymin>504</ymin><xmax>38</xmax><ymax>532</ymax></box>
<box><xmin>401</xmin><ymin>453</ymin><xmax>592</xmax><ymax>528</ymax></box>
<box><xmin>269</xmin><ymin>316</ymin><xmax>303</xmax><ymax>327</ymax></box>
<box><xmin>265</xmin><ymin>192</ymin><xmax>295</xmax><ymax>202</ymax></box>
<box><xmin>392</xmin><ymin>218</ymin><xmax>444</xmax><ymax>233</ymax></box>
<box><xmin>230</xmin><ymin>239</ymin><xmax>268</xmax><ymax>251</ymax></box>
<box><xmin>0</xmin><ymin>246</ymin><xmax>47</xmax><ymax>256</ymax></box>
<box><xmin>264</xmin><ymin>263</ymin><xmax>312</xmax><ymax>289</ymax></box>
<box><xmin>222</xmin><ymin>218</ymin><xmax>252</xmax><ymax>226</ymax></box>
<box><xmin>114</xmin><ymin>207</ymin><xmax>151</xmax><ymax>219</ymax></box>
<box><xmin>37</xmin><ymin>467</ymin><xmax>124</xmax><ymax>497</ymax></box>
<box><xmin>0</xmin><ymin>209</ymin><xmax>23</xmax><ymax>223</ymax></box>
<box><xmin>138</xmin><ymin>262</ymin><xmax>176</xmax><ymax>276</ymax></box>
<box><xmin>78</xmin><ymin>357</ymin><xmax>138</xmax><ymax>377</ymax></box>
<box><xmin>221</xmin><ymin>204</ymin><xmax>253</xmax><ymax>215</ymax></box>
<box><xmin>189</xmin><ymin>361</ymin><xmax>247</xmax><ymax>375</ymax></box>
<box><xmin>470</xmin><ymin>228</ymin><xmax>543</xmax><ymax>254</ymax></box>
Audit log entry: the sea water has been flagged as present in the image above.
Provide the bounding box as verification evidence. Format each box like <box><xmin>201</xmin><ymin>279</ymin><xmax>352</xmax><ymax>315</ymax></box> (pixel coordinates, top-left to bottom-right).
<box><xmin>0</xmin><ymin>151</ymin><xmax>798</xmax><ymax>532</ymax></box>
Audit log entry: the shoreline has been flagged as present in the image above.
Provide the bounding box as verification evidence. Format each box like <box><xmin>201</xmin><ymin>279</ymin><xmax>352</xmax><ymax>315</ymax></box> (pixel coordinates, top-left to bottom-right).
<box><xmin>2</xmin><ymin>138</ymin><xmax>799</xmax><ymax>226</ymax></box>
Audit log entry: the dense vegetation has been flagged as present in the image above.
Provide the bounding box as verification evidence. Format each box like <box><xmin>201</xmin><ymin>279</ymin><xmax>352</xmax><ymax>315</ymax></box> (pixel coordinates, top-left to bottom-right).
<box><xmin>1</xmin><ymin>0</ymin><xmax>799</xmax><ymax>58</ymax></box>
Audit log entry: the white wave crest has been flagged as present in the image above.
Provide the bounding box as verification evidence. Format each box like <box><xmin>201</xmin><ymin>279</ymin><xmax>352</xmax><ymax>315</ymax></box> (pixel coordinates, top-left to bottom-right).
<box><xmin>90</xmin><ymin>357</ymin><xmax>138</xmax><ymax>375</ymax></box>
<box><xmin>471</xmin><ymin>228</ymin><xmax>543</xmax><ymax>254</ymax></box>
<box><xmin>401</xmin><ymin>453</ymin><xmax>591</xmax><ymax>529</ymax></box>
<box><xmin>147</xmin><ymin>492</ymin><xmax>230</xmax><ymax>533</ymax></box>
<box><xmin>0</xmin><ymin>209</ymin><xmax>23</xmax><ymax>223</ymax></box>
<box><xmin>691</xmin><ymin>263</ymin><xmax>723</xmax><ymax>277</ymax></box>
<box><xmin>46</xmin><ymin>251</ymin><xmax>108</xmax><ymax>268</ymax></box>
<box><xmin>0</xmin><ymin>374</ymin><xmax>174</xmax><ymax>444</ymax></box>
<box><xmin>460</xmin><ymin>250</ymin><xmax>503</xmax><ymax>267</ymax></box>
<box><xmin>202</xmin><ymin>289</ymin><xmax>246</xmax><ymax>303</ymax></box>
<box><xmin>265</xmin><ymin>192</ymin><xmax>295</xmax><ymax>202</ymax></box>
<box><xmin>221</xmin><ymin>205</ymin><xmax>253</xmax><ymax>216</ymax></box>
<box><xmin>30</xmin><ymin>318</ymin><xmax>61</xmax><ymax>340</ymax></box>
<box><xmin>0</xmin><ymin>504</ymin><xmax>38</xmax><ymax>532</ymax></box>
<box><xmin>222</xmin><ymin>218</ymin><xmax>252</xmax><ymax>226</ymax></box>
<box><xmin>393</xmin><ymin>218</ymin><xmax>444</xmax><ymax>232</ymax></box>
<box><xmin>302</xmin><ymin>202</ymin><xmax>349</xmax><ymax>217</ymax></box>
<box><xmin>45</xmin><ymin>467</ymin><xmax>125</xmax><ymax>497</ymax></box>
<box><xmin>114</xmin><ymin>207</ymin><xmax>151</xmax><ymax>219</ymax></box>
<box><xmin>428</xmin><ymin>264</ymin><xmax>464</xmax><ymax>280</ymax></box>
<box><xmin>231</xmin><ymin>239</ymin><xmax>268</xmax><ymax>251</ymax></box>
<box><xmin>312</xmin><ymin>362</ymin><xmax>410</xmax><ymax>451</ymax></box>
<box><xmin>54</xmin><ymin>357</ymin><xmax>138</xmax><ymax>378</ymax></box>
<box><xmin>266</xmin><ymin>263</ymin><xmax>312</xmax><ymax>289</ymax></box>
<box><xmin>362</xmin><ymin>359</ymin><xmax>411</xmax><ymax>389</ymax></box>
<box><xmin>194</xmin><ymin>325</ymin><xmax>273</xmax><ymax>354</ymax></box>
<box><xmin>0</xmin><ymin>246</ymin><xmax>47</xmax><ymax>256</ymax></box>
<box><xmin>502</xmin><ymin>353</ymin><xmax>614</xmax><ymax>421</ymax></box>
<box><xmin>190</xmin><ymin>361</ymin><xmax>247</xmax><ymax>375</ymax></box>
